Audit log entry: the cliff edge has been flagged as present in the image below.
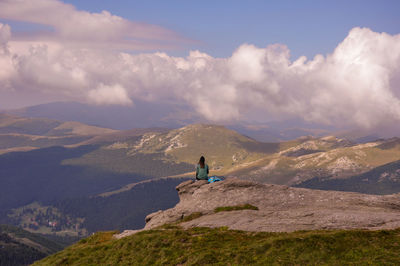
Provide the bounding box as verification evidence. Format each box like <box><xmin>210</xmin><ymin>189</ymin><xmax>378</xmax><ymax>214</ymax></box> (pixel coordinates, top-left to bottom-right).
<box><xmin>116</xmin><ymin>178</ymin><xmax>400</xmax><ymax>238</ymax></box>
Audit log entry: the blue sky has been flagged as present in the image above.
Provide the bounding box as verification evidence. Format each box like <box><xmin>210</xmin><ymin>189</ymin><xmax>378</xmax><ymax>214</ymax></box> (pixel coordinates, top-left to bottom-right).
<box><xmin>1</xmin><ymin>0</ymin><xmax>399</xmax><ymax>59</ymax></box>
<box><xmin>57</xmin><ymin>0</ymin><xmax>400</xmax><ymax>59</ymax></box>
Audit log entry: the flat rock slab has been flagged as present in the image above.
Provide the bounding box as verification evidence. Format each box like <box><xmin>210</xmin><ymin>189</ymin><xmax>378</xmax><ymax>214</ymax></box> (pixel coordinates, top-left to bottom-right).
<box><xmin>144</xmin><ymin>178</ymin><xmax>400</xmax><ymax>232</ymax></box>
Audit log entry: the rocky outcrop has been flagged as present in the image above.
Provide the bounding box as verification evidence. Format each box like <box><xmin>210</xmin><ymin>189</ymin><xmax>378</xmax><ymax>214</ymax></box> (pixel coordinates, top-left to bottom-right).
<box><xmin>115</xmin><ymin>178</ymin><xmax>400</xmax><ymax>238</ymax></box>
<box><xmin>146</xmin><ymin>178</ymin><xmax>400</xmax><ymax>230</ymax></box>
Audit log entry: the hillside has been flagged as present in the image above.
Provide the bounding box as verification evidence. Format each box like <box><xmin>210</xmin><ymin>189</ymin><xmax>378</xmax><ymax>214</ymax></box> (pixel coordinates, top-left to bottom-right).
<box><xmin>53</xmin><ymin>178</ymin><xmax>189</xmax><ymax>233</ymax></box>
<box><xmin>0</xmin><ymin>113</ymin><xmax>116</xmax><ymax>137</ymax></box>
<box><xmin>2</xmin><ymin>113</ymin><xmax>400</xmax><ymax>193</ymax></box>
<box><xmin>0</xmin><ymin>122</ymin><xmax>286</xmax><ymax>237</ymax></box>
<box><xmin>34</xmin><ymin>227</ymin><xmax>400</xmax><ymax>265</ymax></box>
<box><xmin>4</xmin><ymin>178</ymin><xmax>187</xmax><ymax>236</ymax></box>
<box><xmin>0</xmin><ymin>116</ymin><xmax>194</xmax><ymax>235</ymax></box>
<box><xmin>56</xmin><ymin>125</ymin><xmax>400</xmax><ymax>194</ymax></box>
<box><xmin>34</xmin><ymin>179</ymin><xmax>400</xmax><ymax>265</ymax></box>
<box><xmin>296</xmin><ymin>159</ymin><xmax>400</xmax><ymax>195</ymax></box>
<box><xmin>229</xmin><ymin>136</ymin><xmax>400</xmax><ymax>188</ymax></box>
<box><xmin>64</xmin><ymin>124</ymin><xmax>285</xmax><ymax>175</ymax></box>
<box><xmin>0</xmin><ymin>224</ymin><xmax>67</xmax><ymax>266</ymax></box>
<box><xmin>1</xmin><ymin>119</ymin><xmax>400</xmax><ymax>238</ymax></box>
<box><xmin>0</xmin><ymin>113</ymin><xmax>117</xmax><ymax>154</ymax></box>
<box><xmin>1</xmin><ymin>152</ymin><xmax>190</xmax><ymax>234</ymax></box>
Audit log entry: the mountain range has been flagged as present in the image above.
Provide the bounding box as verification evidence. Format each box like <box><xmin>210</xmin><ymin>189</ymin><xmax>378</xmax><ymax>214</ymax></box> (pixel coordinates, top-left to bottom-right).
<box><xmin>0</xmin><ymin>111</ymin><xmax>400</xmax><ymax>264</ymax></box>
<box><xmin>1</xmin><ymin>112</ymin><xmax>400</xmax><ymax>235</ymax></box>
<box><xmin>5</xmin><ymin>101</ymin><xmax>337</xmax><ymax>142</ymax></box>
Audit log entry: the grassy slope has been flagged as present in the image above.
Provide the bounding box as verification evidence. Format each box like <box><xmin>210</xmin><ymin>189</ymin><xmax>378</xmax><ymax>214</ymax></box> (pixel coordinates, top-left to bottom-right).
<box><xmin>230</xmin><ymin>137</ymin><xmax>400</xmax><ymax>186</ymax></box>
<box><xmin>165</xmin><ymin>125</ymin><xmax>279</xmax><ymax>171</ymax></box>
<box><xmin>0</xmin><ymin>113</ymin><xmax>116</xmax><ymax>137</ymax></box>
<box><xmin>35</xmin><ymin>226</ymin><xmax>400</xmax><ymax>265</ymax></box>
<box><xmin>0</xmin><ymin>114</ymin><xmax>61</xmax><ymax>135</ymax></box>
<box><xmin>0</xmin><ymin>224</ymin><xmax>69</xmax><ymax>266</ymax></box>
<box><xmin>67</xmin><ymin>124</ymin><xmax>298</xmax><ymax>177</ymax></box>
<box><xmin>0</xmin><ymin>114</ymin><xmax>117</xmax><ymax>154</ymax></box>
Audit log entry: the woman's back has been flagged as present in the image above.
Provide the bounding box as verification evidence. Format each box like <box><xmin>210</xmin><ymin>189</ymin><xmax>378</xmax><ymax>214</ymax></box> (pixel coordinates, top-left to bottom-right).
<box><xmin>196</xmin><ymin>164</ymin><xmax>209</xmax><ymax>180</ymax></box>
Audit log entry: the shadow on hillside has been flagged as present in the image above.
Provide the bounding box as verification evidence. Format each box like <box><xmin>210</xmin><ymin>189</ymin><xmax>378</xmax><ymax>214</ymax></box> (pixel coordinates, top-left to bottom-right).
<box><xmin>376</xmin><ymin>138</ymin><xmax>400</xmax><ymax>150</ymax></box>
<box><xmin>238</xmin><ymin>140</ymin><xmax>280</xmax><ymax>154</ymax></box>
<box><xmin>0</xmin><ymin>145</ymin><xmax>192</xmax><ymax>216</ymax></box>
<box><xmin>55</xmin><ymin>178</ymin><xmax>190</xmax><ymax>233</ymax></box>
<box><xmin>295</xmin><ymin>159</ymin><xmax>400</xmax><ymax>195</ymax></box>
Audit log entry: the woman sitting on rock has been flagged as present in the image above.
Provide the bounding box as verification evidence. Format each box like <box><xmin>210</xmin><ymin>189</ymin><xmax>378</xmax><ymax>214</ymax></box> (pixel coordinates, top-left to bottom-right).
<box><xmin>196</xmin><ymin>156</ymin><xmax>209</xmax><ymax>180</ymax></box>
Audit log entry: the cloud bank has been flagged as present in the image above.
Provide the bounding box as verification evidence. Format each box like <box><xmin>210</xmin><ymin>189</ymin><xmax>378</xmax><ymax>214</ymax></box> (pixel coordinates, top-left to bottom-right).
<box><xmin>0</xmin><ymin>2</ymin><xmax>399</xmax><ymax>130</ymax></box>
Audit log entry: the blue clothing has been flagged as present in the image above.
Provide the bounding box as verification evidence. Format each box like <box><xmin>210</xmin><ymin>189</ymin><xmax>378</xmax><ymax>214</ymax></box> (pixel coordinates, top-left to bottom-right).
<box><xmin>196</xmin><ymin>164</ymin><xmax>209</xmax><ymax>180</ymax></box>
<box><xmin>208</xmin><ymin>176</ymin><xmax>223</xmax><ymax>183</ymax></box>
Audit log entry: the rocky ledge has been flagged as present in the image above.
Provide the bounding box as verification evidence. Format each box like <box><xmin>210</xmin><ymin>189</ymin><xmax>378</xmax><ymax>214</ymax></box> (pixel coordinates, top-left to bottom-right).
<box><xmin>115</xmin><ymin>178</ymin><xmax>400</xmax><ymax>238</ymax></box>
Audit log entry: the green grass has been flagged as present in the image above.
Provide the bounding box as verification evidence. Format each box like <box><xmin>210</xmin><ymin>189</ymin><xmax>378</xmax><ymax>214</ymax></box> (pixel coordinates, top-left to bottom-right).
<box><xmin>181</xmin><ymin>212</ymin><xmax>203</xmax><ymax>222</ymax></box>
<box><xmin>214</xmin><ymin>204</ymin><xmax>259</xmax><ymax>213</ymax></box>
<box><xmin>34</xmin><ymin>226</ymin><xmax>400</xmax><ymax>265</ymax></box>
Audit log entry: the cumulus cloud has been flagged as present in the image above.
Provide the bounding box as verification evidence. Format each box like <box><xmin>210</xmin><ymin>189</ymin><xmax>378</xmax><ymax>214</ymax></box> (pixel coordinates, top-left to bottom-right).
<box><xmin>0</xmin><ymin>23</ymin><xmax>13</xmax><ymax>88</ymax></box>
<box><xmin>0</xmin><ymin>21</ymin><xmax>399</xmax><ymax>130</ymax></box>
<box><xmin>0</xmin><ymin>23</ymin><xmax>10</xmax><ymax>49</ymax></box>
<box><xmin>0</xmin><ymin>0</ymin><xmax>185</xmax><ymax>50</ymax></box>
<box><xmin>88</xmin><ymin>84</ymin><xmax>133</xmax><ymax>106</ymax></box>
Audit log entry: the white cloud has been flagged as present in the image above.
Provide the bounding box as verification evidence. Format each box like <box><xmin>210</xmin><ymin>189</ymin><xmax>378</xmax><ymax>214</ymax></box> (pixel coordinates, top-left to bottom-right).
<box><xmin>0</xmin><ymin>0</ymin><xmax>184</xmax><ymax>50</ymax></box>
<box><xmin>0</xmin><ymin>20</ymin><xmax>399</xmax><ymax>131</ymax></box>
<box><xmin>0</xmin><ymin>23</ymin><xmax>13</xmax><ymax>88</ymax></box>
<box><xmin>0</xmin><ymin>23</ymin><xmax>10</xmax><ymax>48</ymax></box>
<box><xmin>88</xmin><ymin>84</ymin><xmax>132</xmax><ymax>106</ymax></box>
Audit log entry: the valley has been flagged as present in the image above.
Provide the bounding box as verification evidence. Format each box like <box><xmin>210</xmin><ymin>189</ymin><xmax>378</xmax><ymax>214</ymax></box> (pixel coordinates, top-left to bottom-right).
<box><xmin>1</xmin><ymin>112</ymin><xmax>400</xmax><ymax>264</ymax></box>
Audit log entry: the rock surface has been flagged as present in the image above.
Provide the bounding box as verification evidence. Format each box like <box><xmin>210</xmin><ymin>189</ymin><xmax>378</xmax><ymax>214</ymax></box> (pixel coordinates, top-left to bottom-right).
<box><xmin>115</xmin><ymin>178</ymin><xmax>400</xmax><ymax>238</ymax></box>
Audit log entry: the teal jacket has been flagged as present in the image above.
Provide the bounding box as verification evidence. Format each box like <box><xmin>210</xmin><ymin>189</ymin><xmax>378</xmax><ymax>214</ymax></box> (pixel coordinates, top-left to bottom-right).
<box><xmin>196</xmin><ymin>164</ymin><xmax>209</xmax><ymax>180</ymax></box>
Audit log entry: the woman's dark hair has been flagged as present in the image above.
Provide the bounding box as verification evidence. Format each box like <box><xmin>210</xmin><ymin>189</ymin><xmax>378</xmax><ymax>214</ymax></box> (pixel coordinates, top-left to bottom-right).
<box><xmin>199</xmin><ymin>156</ymin><xmax>205</xmax><ymax>168</ymax></box>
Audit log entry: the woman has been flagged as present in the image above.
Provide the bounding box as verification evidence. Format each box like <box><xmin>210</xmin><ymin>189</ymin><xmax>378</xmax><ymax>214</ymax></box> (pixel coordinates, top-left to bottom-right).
<box><xmin>196</xmin><ymin>156</ymin><xmax>209</xmax><ymax>180</ymax></box>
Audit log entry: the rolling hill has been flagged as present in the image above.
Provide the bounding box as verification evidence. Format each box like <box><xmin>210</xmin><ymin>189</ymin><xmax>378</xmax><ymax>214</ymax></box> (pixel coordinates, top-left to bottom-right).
<box><xmin>229</xmin><ymin>136</ymin><xmax>400</xmax><ymax>188</ymax></box>
<box><xmin>296</xmin><ymin>159</ymin><xmax>400</xmax><ymax>195</ymax></box>
<box><xmin>0</xmin><ymin>113</ymin><xmax>116</xmax><ymax>154</ymax></box>
<box><xmin>62</xmin><ymin>124</ymin><xmax>286</xmax><ymax>175</ymax></box>
<box><xmin>1</xmin><ymin>115</ymin><xmax>400</xmax><ymax>239</ymax></box>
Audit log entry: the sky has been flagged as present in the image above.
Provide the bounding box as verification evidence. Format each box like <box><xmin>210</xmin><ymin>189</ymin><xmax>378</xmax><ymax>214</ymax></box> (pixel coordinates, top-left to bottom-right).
<box><xmin>0</xmin><ymin>0</ymin><xmax>399</xmax><ymax>132</ymax></box>
<box><xmin>5</xmin><ymin>0</ymin><xmax>399</xmax><ymax>59</ymax></box>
